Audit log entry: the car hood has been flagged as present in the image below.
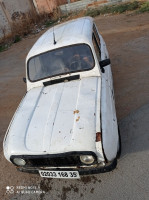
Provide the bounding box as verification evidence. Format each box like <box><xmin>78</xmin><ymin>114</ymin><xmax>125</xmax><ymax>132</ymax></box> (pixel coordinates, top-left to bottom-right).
<box><xmin>6</xmin><ymin>77</ymin><xmax>101</xmax><ymax>157</ymax></box>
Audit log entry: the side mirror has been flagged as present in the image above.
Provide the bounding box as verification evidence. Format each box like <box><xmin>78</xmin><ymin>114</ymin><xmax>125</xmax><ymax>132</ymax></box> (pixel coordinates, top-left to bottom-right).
<box><xmin>99</xmin><ymin>58</ymin><xmax>111</xmax><ymax>73</ymax></box>
<box><xmin>23</xmin><ymin>77</ymin><xmax>26</xmax><ymax>83</ymax></box>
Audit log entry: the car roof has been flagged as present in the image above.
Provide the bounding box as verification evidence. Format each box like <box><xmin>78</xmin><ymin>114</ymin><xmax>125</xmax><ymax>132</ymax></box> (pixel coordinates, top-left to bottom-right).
<box><xmin>26</xmin><ymin>17</ymin><xmax>94</xmax><ymax>61</ymax></box>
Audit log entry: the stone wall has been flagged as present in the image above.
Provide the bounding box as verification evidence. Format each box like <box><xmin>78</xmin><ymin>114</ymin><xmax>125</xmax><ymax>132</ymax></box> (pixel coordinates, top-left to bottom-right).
<box><xmin>59</xmin><ymin>0</ymin><xmax>96</xmax><ymax>13</ymax></box>
<box><xmin>59</xmin><ymin>0</ymin><xmax>127</xmax><ymax>13</ymax></box>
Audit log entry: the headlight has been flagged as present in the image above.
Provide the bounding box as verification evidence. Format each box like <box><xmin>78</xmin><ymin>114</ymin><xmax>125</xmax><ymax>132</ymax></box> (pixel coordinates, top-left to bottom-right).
<box><xmin>80</xmin><ymin>155</ymin><xmax>95</xmax><ymax>165</ymax></box>
<box><xmin>13</xmin><ymin>158</ymin><xmax>26</xmax><ymax>166</ymax></box>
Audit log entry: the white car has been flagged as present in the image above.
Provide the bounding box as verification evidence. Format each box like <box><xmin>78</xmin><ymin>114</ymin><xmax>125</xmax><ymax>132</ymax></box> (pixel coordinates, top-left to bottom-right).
<box><xmin>3</xmin><ymin>17</ymin><xmax>120</xmax><ymax>179</ymax></box>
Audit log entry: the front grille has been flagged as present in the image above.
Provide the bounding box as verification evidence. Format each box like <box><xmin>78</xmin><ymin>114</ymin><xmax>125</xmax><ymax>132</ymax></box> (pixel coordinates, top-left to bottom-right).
<box><xmin>26</xmin><ymin>155</ymin><xmax>81</xmax><ymax>167</ymax></box>
<box><xmin>11</xmin><ymin>152</ymin><xmax>97</xmax><ymax>167</ymax></box>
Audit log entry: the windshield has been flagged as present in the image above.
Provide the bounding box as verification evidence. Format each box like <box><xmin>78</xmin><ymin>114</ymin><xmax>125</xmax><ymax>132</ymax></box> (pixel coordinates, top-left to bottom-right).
<box><xmin>28</xmin><ymin>44</ymin><xmax>94</xmax><ymax>82</ymax></box>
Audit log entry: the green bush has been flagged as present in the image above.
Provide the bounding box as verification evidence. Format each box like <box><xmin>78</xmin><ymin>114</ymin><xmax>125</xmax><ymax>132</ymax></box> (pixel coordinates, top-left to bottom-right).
<box><xmin>86</xmin><ymin>1</ymin><xmax>140</xmax><ymax>16</ymax></box>
<box><xmin>0</xmin><ymin>44</ymin><xmax>8</xmax><ymax>52</ymax></box>
<box><xmin>45</xmin><ymin>19</ymin><xmax>58</xmax><ymax>28</ymax></box>
<box><xmin>139</xmin><ymin>1</ymin><xmax>149</xmax><ymax>13</ymax></box>
<box><xmin>85</xmin><ymin>8</ymin><xmax>100</xmax><ymax>17</ymax></box>
<box><xmin>0</xmin><ymin>45</ymin><xmax>5</xmax><ymax>52</ymax></box>
<box><xmin>14</xmin><ymin>35</ymin><xmax>21</xmax><ymax>43</ymax></box>
<box><xmin>99</xmin><ymin>6</ymin><xmax>112</xmax><ymax>14</ymax></box>
<box><xmin>101</xmin><ymin>1</ymin><xmax>139</xmax><ymax>14</ymax></box>
<box><xmin>127</xmin><ymin>1</ymin><xmax>139</xmax><ymax>10</ymax></box>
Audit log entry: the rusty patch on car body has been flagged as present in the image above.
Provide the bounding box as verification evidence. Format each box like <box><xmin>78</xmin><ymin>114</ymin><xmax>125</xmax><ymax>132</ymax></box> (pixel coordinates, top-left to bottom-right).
<box><xmin>96</xmin><ymin>132</ymin><xmax>101</xmax><ymax>141</ymax></box>
<box><xmin>76</xmin><ymin>116</ymin><xmax>80</xmax><ymax>122</ymax></box>
<box><xmin>73</xmin><ymin>110</ymin><xmax>79</xmax><ymax>114</ymax></box>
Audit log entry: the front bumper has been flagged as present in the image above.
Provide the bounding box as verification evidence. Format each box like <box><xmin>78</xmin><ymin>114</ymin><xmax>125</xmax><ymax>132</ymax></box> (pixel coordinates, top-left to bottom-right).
<box><xmin>17</xmin><ymin>159</ymin><xmax>117</xmax><ymax>175</ymax></box>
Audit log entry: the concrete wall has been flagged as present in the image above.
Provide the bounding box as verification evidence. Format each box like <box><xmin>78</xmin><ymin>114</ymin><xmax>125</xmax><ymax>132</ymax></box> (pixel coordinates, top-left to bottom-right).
<box><xmin>0</xmin><ymin>0</ymin><xmax>60</xmax><ymax>39</ymax></box>
<box><xmin>2</xmin><ymin>0</ymin><xmax>33</xmax><ymax>16</ymax></box>
<box><xmin>0</xmin><ymin>0</ymin><xmax>35</xmax><ymax>39</ymax></box>
<box><xmin>59</xmin><ymin>0</ymin><xmax>125</xmax><ymax>13</ymax></box>
<box><xmin>60</xmin><ymin>0</ymin><xmax>98</xmax><ymax>13</ymax></box>
<box><xmin>33</xmin><ymin>0</ymin><xmax>57</xmax><ymax>13</ymax></box>
<box><xmin>0</xmin><ymin>2</ymin><xmax>10</xmax><ymax>38</ymax></box>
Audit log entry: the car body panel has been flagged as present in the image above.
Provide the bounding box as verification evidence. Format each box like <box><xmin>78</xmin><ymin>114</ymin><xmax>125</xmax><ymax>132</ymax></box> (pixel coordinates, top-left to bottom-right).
<box><xmin>101</xmin><ymin>75</ymin><xmax>119</xmax><ymax>161</ymax></box>
<box><xmin>93</xmin><ymin>26</ymin><xmax>119</xmax><ymax>161</ymax></box>
<box><xmin>4</xmin><ymin>77</ymin><xmax>104</xmax><ymax>161</ymax></box>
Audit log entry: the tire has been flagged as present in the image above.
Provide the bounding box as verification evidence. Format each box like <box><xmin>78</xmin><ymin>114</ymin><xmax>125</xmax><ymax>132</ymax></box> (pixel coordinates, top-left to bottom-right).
<box><xmin>117</xmin><ymin>126</ymin><xmax>121</xmax><ymax>159</ymax></box>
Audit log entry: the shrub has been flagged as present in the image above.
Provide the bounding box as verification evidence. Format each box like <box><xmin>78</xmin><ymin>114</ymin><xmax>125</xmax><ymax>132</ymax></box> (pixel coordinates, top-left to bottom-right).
<box><xmin>14</xmin><ymin>35</ymin><xmax>21</xmax><ymax>43</ymax></box>
<box><xmin>86</xmin><ymin>1</ymin><xmax>140</xmax><ymax>16</ymax></box>
<box><xmin>139</xmin><ymin>1</ymin><xmax>149</xmax><ymax>13</ymax></box>
<box><xmin>100</xmin><ymin>1</ymin><xmax>140</xmax><ymax>14</ymax></box>
<box><xmin>85</xmin><ymin>8</ymin><xmax>100</xmax><ymax>17</ymax></box>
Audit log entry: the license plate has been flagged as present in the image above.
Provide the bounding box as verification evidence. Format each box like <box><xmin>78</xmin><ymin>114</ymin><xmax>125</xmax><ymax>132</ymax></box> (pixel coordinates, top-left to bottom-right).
<box><xmin>39</xmin><ymin>170</ymin><xmax>80</xmax><ymax>179</ymax></box>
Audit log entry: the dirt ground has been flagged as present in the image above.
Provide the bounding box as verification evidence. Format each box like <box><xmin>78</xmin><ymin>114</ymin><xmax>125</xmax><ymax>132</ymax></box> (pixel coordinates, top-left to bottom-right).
<box><xmin>0</xmin><ymin>12</ymin><xmax>149</xmax><ymax>200</ymax></box>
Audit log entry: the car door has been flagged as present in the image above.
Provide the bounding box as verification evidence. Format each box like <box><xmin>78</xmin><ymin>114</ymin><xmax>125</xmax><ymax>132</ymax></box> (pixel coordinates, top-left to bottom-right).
<box><xmin>93</xmin><ymin>24</ymin><xmax>113</xmax><ymax>91</ymax></box>
<box><xmin>93</xmin><ymin>24</ymin><xmax>119</xmax><ymax>161</ymax></box>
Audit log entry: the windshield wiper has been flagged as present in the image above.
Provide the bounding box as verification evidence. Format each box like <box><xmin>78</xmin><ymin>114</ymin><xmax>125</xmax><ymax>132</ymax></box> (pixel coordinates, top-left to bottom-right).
<box><xmin>43</xmin><ymin>75</ymin><xmax>80</xmax><ymax>86</ymax></box>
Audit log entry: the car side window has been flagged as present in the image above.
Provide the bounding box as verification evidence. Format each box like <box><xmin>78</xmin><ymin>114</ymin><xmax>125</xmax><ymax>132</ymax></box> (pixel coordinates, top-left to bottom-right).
<box><xmin>92</xmin><ymin>33</ymin><xmax>101</xmax><ymax>63</ymax></box>
<box><xmin>93</xmin><ymin>24</ymin><xmax>101</xmax><ymax>49</ymax></box>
